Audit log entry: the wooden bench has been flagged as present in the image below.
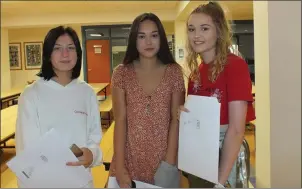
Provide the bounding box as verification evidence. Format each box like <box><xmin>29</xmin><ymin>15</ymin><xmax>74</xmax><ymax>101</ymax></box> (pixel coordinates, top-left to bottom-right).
<box><xmin>99</xmin><ymin>95</ymin><xmax>113</xmax><ymax>129</ymax></box>
<box><xmin>1</xmin><ymin>88</ymin><xmax>23</xmax><ymax>110</ymax></box>
<box><xmin>1</xmin><ymin>95</ymin><xmax>20</xmax><ymax>109</ymax></box>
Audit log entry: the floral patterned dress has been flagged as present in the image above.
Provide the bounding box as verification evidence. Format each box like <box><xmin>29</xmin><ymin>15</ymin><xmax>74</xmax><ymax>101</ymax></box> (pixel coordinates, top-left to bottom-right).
<box><xmin>109</xmin><ymin>63</ymin><xmax>185</xmax><ymax>184</ymax></box>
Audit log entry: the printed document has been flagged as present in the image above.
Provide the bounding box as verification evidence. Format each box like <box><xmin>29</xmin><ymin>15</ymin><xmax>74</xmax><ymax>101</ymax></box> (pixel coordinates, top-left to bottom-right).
<box><xmin>178</xmin><ymin>95</ymin><xmax>221</xmax><ymax>184</ymax></box>
<box><xmin>6</xmin><ymin>128</ymin><xmax>92</xmax><ymax>188</ymax></box>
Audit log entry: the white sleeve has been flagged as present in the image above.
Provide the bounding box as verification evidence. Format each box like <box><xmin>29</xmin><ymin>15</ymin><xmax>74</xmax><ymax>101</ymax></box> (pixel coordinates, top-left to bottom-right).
<box><xmin>86</xmin><ymin>91</ymin><xmax>103</xmax><ymax>168</ymax></box>
<box><xmin>15</xmin><ymin>90</ymin><xmax>40</xmax><ymax>155</ymax></box>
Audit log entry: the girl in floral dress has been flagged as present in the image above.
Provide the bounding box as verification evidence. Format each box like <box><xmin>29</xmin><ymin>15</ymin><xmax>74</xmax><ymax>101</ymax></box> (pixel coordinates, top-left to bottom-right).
<box><xmin>109</xmin><ymin>13</ymin><xmax>186</xmax><ymax>188</ymax></box>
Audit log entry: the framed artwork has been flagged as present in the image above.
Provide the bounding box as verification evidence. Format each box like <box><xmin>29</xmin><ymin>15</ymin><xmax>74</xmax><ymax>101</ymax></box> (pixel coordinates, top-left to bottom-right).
<box><xmin>9</xmin><ymin>43</ymin><xmax>22</xmax><ymax>70</ymax></box>
<box><xmin>24</xmin><ymin>42</ymin><xmax>43</xmax><ymax>70</ymax></box>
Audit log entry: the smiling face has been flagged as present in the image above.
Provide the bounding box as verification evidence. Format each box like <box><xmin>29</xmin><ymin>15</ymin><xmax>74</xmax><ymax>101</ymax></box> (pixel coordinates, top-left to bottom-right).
<box><xmin>136</xmin><ymin>19</ymin><xmax>160</xmax><ymax>59</ymax></box>
<box><xmin>50</xmin><ymin>33</ymin><xmax>77</xmax><ymax>73</ymax></box>
<box><xmin>187</xmin><ymin>13</ymin><xmax>218</xmax><ymax>57</ymax></box>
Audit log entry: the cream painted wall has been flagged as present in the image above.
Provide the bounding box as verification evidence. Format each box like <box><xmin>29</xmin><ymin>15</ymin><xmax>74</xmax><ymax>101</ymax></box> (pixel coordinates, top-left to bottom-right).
<box><xmin>162</xmin><ymin>21</ymin><xmax>175</xmax><ymax>35</ymax></box>
<box><xmin>267</xmin><ymin>1</ymin><xmax>301</xmax><ymax>187</ymax></box>
<box><xmin>1</xmin><ymin>28</ymin><xmax>11</xmax><ymax>93</ymax></box>
<box><xmin>254</xmin><ymin>1</ymin><xmax>301</xmax><ymax>187</ymax></box>
<box><xmin>2</xmin><ymin>10</ymin><xmax>176</xmax><ymax>28</ymax></box>
<box><xmin>253</xmin><ymin>1</ymin><xmax>271</xmax><ymax>187</ymax></box>
<box><xmin>174</xmin><ymin>20</ymin><xmax>190</xmax><ymax>92</ymax></box>
<box><xmin>174</xmin><ymin>21</ymin><xmax>187</xmax><ymax>66</ymax></box>
<box><xmin>7</xmin><ymin>25</ymin><xmax>83</xmax><ymax>89</ymax></box>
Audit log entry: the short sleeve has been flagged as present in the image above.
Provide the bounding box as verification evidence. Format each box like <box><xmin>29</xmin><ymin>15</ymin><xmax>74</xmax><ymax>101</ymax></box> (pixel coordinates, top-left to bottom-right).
<box><xmin>111</xmin><ymin>64</ymin><xmax>125</xmax><ymax>90</ymax></box>
<box><xmin>226</xmin><ymin>57</ymin><xmax>254</xmax><ymax>102</ymax></box>
<box><xmin>171</xmin><ymin>64</ymin><xmax>186</xmax><ymax>92</ymax></box>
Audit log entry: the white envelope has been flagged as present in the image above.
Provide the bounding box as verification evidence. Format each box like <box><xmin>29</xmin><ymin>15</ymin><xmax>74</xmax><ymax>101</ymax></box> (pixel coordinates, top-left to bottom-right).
<box><xmin>178</xmin><ymin>95</ymin><xmax>221</xmax><ymax>184</ymax></box>
<box><xmin>107</xmin><ymin>177</ymin><xmax>161</xmax><ymax>188</ymax></box>
<box><xmin>7</xmin><ymin>128</ymin><xmax>93</xmax><ymax>188</ymax></box>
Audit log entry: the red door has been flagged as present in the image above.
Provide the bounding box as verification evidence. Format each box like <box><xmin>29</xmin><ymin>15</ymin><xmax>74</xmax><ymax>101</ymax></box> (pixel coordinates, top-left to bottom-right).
<box><xmin>86</xmin><ymin>39</ymin><xmax>111</xmax><ymax>84</ymax></box>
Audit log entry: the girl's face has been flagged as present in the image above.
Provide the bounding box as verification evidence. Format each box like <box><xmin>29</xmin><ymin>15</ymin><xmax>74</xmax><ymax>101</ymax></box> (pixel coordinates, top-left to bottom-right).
<box><xmin>51</xmin><ymin>34</ymin><xmax>77</xmax><ymax>73</ymax></box>
<box><xmin>136</xmin><ymin>20</ymin><xmax>160</xmax><ymax>59</ymax></box>
<box><xmin>187</xmin><ymin>13</ymin><xmax>218</xmax><ymax>55</ymax></box>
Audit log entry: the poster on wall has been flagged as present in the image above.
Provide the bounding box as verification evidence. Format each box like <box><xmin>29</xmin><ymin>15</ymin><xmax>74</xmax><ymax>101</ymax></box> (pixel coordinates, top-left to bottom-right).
<box><xmin>9</xmin><ymin>43</ymin><xmax>22</xmax><ymax>70</ymax></box>
<box><xmin>24</xmin><ymin>42</ymin><xmax>43</xmax><ymax>70</ymax></box>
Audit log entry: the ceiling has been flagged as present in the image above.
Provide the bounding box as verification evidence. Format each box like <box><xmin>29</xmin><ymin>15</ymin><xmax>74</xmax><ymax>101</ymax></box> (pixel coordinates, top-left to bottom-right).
<box><xmin>216</xmin><ymin>1</ymin><xmax>253</xmax><ymax>20</ymax></box>
<box><xmin>1</xmin><ymin>1</ymin><xmax>179</xmax><ymax>17</ymax></box>
<box><xmin>179</xmin><ymin>1</ymin><xmax>253</xmax><ymax>21</ymax></box>
<box><xmin>1</xmin><ymin>1</ymin><xmax>253</xmax><ymax>28</ymax></box>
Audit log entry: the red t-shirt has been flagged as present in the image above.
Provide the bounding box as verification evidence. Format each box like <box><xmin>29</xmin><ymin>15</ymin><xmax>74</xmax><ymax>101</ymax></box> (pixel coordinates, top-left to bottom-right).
<box><xmin>187</xmin><ymin>53</ymin><xmax>256</xmax><ymax>125</ymax></box>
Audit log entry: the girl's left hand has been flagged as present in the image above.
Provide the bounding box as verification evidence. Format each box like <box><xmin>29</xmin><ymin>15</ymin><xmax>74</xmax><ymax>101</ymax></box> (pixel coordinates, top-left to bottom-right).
<box><xmin>66</xmin><ymin>148</ymin><xmax>93</xmax><ymax>168</ymax></box>
<box><xmin>177</xmin><ymin>105</ymin><xmax>190</xmax><ymax>121</ymax></box>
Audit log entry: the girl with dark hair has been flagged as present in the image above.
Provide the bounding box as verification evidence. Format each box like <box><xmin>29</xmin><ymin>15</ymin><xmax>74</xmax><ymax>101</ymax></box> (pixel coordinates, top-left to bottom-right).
<box><xmin>15</xmin><ymin>26</ymin><xmax>103</xmax><ymax>188</ymax></box>
<box><xmin>109</xmin><ymin>13</ymin><xmax>185</xmax><ymax>188</ymax></box>
<box><xmin>178</xmin><ymin>2</ymin><xmax>255</xmax><ymax>188</ymax></box>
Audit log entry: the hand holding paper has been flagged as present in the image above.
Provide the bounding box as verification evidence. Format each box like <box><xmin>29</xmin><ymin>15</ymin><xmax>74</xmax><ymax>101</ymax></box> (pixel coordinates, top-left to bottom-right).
<box><xmin>178</xmin><ymin>95</ymin><xmax>221</xmax><ymax>185</ymax></box>
<box><xmin>6</xmin><ymin>128</ymin><xmax>93</xmax><ymax>188</ymax></box>
<box><xmin>115</xmin><ymin>167</ymin><xmax>132</xmax><ymax>188</ymax></box>
<box><xmin>177</xmin><ymin>105</ymin><xmax>190</xmax><ymax>120</ymax></box>
<box><xmin>66</xmin><ymin>147</ymin><xmax>93</xmax><ymax>168</ymax></box>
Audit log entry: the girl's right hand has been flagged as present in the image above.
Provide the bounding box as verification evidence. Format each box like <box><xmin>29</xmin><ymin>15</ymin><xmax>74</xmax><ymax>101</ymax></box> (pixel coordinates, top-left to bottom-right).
<box><xmin>177</xmin><ymin>105</ymin><xmax>190</xmax><ymax>120</ymax></box>
<box><xmin>116</xmin><ymin>166</ymin><xmax>132</xmax><ymax>188</ymax></box>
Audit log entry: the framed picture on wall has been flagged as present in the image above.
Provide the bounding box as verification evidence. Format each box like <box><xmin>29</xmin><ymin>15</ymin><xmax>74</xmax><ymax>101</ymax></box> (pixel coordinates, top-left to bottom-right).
<box><xmin>9</xmin><ymin>43</ymin><xmax>22</xmax><ymax>70</ymax></box>
<box><xmin>24</xmin><ymin>42</ymin><xmax>43</xmax><ymax>70</ymax></box>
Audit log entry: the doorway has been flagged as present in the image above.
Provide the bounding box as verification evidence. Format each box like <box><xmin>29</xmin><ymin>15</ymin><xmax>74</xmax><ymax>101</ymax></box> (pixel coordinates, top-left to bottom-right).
<box><xmin>86</xmin><ymin>39</ymin><xmax>111</xmax><ymax>84</ymax></box>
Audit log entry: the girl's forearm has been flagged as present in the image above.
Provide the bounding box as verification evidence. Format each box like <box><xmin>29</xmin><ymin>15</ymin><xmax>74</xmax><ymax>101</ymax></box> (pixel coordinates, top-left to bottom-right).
<box><xmin>165</xmin><ymin>119</ymin><xmax>179</xmax><ymax>165</ymax></box>
<box><xmin>218</xmin><ymin>127</ymin><xmax>244</xmax><ymax>185</ymax></box>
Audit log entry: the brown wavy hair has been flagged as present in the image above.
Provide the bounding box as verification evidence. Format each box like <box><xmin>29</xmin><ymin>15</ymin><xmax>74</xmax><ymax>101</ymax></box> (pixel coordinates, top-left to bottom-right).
<box><xmin>186</xmin><ymin>1</ymin><xmax>234</xmax><ymax>82</ymax></box>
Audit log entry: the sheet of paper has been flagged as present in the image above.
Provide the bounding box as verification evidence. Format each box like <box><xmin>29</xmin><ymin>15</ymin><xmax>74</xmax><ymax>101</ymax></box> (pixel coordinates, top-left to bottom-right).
<box><xmin>7</xmin><ymin>128</ymin><xmax>92</xmax><ymax>188</ymax></box>
<box><xmin>178</xmin><ymin>95</ymin><xmax>221</xmax><ymax>184</ymax></box>
<box><xmin>107</xmin><ymin>177</ymin><xmax>161</xmax><ymax>188</ymax></box>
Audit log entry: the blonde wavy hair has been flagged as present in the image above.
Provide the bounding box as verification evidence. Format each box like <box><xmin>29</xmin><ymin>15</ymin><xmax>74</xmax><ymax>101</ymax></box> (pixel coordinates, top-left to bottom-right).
<box><xmin>186</xmin><ymin>1</ymin><xmax>235</xmax><ymax>82</ymax></box>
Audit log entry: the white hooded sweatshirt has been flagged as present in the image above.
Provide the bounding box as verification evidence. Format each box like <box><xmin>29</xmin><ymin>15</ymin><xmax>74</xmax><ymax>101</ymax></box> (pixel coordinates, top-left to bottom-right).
<box><xmin>15</xmin><ymin>78</ymin><xmax>103</xmax><ymax>188</ymax></box>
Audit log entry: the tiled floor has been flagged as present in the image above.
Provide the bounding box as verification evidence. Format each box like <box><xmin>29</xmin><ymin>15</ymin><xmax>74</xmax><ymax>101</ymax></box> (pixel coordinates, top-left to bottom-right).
<box><xmin>1</xmin><ymin>124</ymin><xmax>256</xmax><ymax>188</ymax></box>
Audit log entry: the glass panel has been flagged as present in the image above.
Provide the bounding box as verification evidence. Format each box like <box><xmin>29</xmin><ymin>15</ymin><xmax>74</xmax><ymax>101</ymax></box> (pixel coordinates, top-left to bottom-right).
<box><xmin>231</xmin><ymin>22</ymin><xmax>254</xmax><ymax>34</ymax></box>
<box><xmin>111</xmin><ymin>27</ymin><xmax>131</xmax><ymax>38</ymax></box>
<box><xmin>85</xmin><ymin>28</ymin><xmax>110</xmax><ymax>40</ymax></box>
<box><xmin>234</xmin><ymin>24</ymin><xmax>254</xmax><ymax>34</ymax></box>
<box><xmin>238</xmin><ymin>35</ymin><xmax>254</xmax><ymax>60</ymax></box>
<box><xmin>111</xmin><ymin>38</ymin><xmax>128</xmax><ymax>70</ymax></box>
<box><xmin>238</xmin><ymin>34</ymin><xmax>255</xmax><ymax>82</ymax></box>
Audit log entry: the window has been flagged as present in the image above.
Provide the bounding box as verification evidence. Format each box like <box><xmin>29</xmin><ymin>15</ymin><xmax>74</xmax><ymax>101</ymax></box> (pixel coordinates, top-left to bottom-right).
<box><xmin>111</xmin><ymin>38</ymin><xmax>128</xmax><ymax>69</ymax></box>
<box><xmin>85</xmin><ymin>28</ymin><xmax>110</xmax><ymax>39</ymax></box>
<box><xmin>110</xmin><ymin>27</ymin><xmax>131</xmax><ymax>38</ymax></box>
